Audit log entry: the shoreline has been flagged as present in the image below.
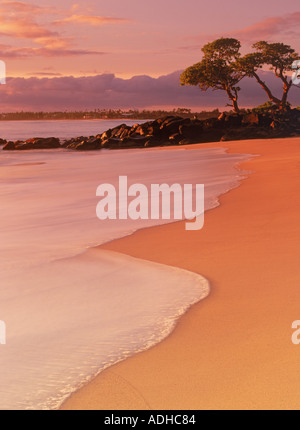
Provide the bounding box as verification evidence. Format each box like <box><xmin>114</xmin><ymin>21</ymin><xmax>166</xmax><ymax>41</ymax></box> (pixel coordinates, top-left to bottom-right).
<box><xmin>61</xmin><ymin>137</ymin><xmax>300</xmax><ymax>410</ymax></box>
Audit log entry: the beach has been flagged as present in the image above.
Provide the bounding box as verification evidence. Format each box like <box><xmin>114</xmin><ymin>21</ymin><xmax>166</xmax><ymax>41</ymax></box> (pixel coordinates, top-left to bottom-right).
<box><xmin>0</xmin><ymin>143</ymin><xmax>248</xmax><ymax>409</ymax></box>
<box><xmin>61</xmin><ymin>137</ymin><xmax>300</xmax><ymax>410</ymax></box>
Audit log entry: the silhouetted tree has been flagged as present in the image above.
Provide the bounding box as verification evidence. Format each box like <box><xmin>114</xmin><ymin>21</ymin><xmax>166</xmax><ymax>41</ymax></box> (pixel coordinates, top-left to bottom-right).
<box><xmin>180</xmin><ymin>38</ymin><xmax>245</xmax><ymax>113</ymax></box>
<box><xmin>238</xmin><ymin>42</ymin><xmax>299</xmax><ymax>110</ymax></box>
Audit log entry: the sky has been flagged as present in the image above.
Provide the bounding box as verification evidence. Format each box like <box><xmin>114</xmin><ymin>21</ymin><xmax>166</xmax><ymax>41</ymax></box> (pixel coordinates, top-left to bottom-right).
<box><xmin>0</xmin><ymin>0</ymin><xmax>299</xmax><ymax>110</ymax></box>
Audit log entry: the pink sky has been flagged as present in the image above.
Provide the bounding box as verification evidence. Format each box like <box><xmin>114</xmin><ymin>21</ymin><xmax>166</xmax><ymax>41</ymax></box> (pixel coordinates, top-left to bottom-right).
<box><xmin>0</xmin><ymin>0</ymin><xmax>299</xmax><ymax>110</ymax></box>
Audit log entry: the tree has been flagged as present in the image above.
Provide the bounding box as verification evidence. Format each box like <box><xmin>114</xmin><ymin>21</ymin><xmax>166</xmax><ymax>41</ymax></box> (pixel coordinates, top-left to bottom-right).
<box><xmin>180</xmin><ymin>38</ymin><xmax>245</xmax><ymax>113</ymax></box>
<box><xmin>238</xmin><ymin>42</ymin><xmax>299</xmax><ymax>110</ymax></box>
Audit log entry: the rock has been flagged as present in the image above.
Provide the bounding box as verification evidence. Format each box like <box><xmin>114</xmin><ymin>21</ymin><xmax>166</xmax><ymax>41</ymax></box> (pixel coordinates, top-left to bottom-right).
<box><xmin>109</xmin><ymin>124</ymin><xmax>127</xmax><ymax>138</ymax></box>
<box><xmin>202</xmin><ymin>117</ymin><xmax>224</xmax><ymax>130</ymax></box>
<box><xmin>101</xmin><ymin>129</ymin><xmax>112</xmax><ymax>140</ymax></box>
<box><xmin>200</xmin><ymin>129</ymin><xmax>225</xmax><ymax>143</ymax></box>
<box><xmin>144</xmin><ymin>137</ymin><xmax>166</xmax><ymax>147</ymax></box>
<box><xmin>113</xmin><ymin>125</ymin><xmax>131</xmax><ymax>139</ymax></box>
<box><xmin>218</xmin><ymin>112</ymin><xmax>227</xmax><ymax>121</ymax></box>
<box><xmin>159</xmin><ymin>116</ymin><xmax>182</xmax><ymax>127</ymax></box>
<box><xmin>147</xmin><ymin>124</ymin><xmax>161</xmax><ymax>136</ymax></box>
<box><xmin>3</xmin><ymin>141</ymin><xmax>16</xmax><ymax>150</ymax></box>
<box><xmin>160</xmin><ymin>118</ymin><xmax>190</xmax><ymax>135</ymax></box>
<box><xmin>61</xmin><ymin>139</ymin><xmax>73</xmax><ymax>148</ymax></box>
<box><xmin>220</xmin><ymin>127</ymin><xmax>272</xmax><ymax>142</ymax></box>
<box><xmin>5</xmin><ymin>137</ymin><xmax>61</xmax><ymax>150</ymax></box>
<box><xmin>0</xmin><ymin>138</ymin><xmax>7</xmax><ymax>145</ymax></box>
<box><xmin>33</xmin><ymin>137</ymin><xmax>61</xmax><ymax>149</ymax></box>
<box><xmin>121</xmin><ymin>136</ymin><xmax>150</xmax><ymax>148</ymax></box>
<box><xmin>74</xmin><ymin>137</ymin><xmax>102</xmax><ymax>151</ymax></box>
<box><xmin>223</xmin><ymin>114</ymin><xmax>242</xmax><ymax>128</ymax></box>
<box><xmin>178</xmin><ymin>138</ymin><xmax>196</xmax><ymax>146</ymax></box>
<box><xmin>179</xmin><ymin>123</ymin><xmax>203</xmax><ymax>139</ymax></box>
<box><xmin>135</xmin><ymin>123</ymin><xmax>151</xmax><ymax>136</ymax></box>
<box><xmin>169</xmin><ymin>133</ymin><xmax>181</xmax><ymax>144</ymax></box>
<box><xmin>101</xmin><ymin>138</ymin><xmax>122</xmax><ymax>149</ymax></box>
<box><xmin>242</xmin><ymin>113</ymin><xmax>260</xmax><ymax>125</ymax></box>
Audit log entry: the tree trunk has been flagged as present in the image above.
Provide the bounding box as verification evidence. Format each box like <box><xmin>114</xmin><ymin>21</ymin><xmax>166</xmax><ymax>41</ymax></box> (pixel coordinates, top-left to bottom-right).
<box><xmin>232</xmin><ymin>97</ymin><xmax>240</xmax><ymax>114</ymax></box>
<box><xmin>253</xmin><ymin>72</ymin><xmax>281</xmax><ymax>107</ymax></box>
<box><xmin>226</xmin><ymin>88</ymin><xmax>240</xmax><ymax>114</ymax></box>
<box><xmin>279</xmin><ymin>81</ymin><xmax>292</xmax><ymax>110</ymax></box>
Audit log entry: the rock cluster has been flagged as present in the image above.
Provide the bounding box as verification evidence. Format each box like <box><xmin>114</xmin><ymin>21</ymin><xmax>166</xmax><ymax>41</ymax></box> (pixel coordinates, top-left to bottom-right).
<box><xmin>3</xmin><ymin>137</ymin><xmax>61</xmax><ymax>151</ymax></box>
<box><xmin>2</xmin><ymin>109</ymin><xmax>300</xmax><ymax>151</ymax></box>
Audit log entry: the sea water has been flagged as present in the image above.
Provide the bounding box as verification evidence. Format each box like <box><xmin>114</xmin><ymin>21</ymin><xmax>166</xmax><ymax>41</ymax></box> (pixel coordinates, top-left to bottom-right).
<box><xmin>0</xmin><ymin>146</ymin><xmax>251</xmax><ymax>409</ymax></box>
<box><xmin>0</xmin><ymin>119</ymin><xmax>150</xmax><ymax>141</ymax></box>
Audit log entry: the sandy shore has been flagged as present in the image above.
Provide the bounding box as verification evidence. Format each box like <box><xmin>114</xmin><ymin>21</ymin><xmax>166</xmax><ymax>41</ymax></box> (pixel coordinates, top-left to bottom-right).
<box><xmin>62</xmin><ymin>137</ymin><xmax>300</xmax><ymax>410</ymax></box>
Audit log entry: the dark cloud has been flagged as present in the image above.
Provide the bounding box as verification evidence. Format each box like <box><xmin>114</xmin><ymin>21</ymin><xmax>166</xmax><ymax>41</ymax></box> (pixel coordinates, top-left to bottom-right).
<box><xmin>0</xmin><ymin>70</ymin><xmax>299</xmax><ymax>112</ymax></box>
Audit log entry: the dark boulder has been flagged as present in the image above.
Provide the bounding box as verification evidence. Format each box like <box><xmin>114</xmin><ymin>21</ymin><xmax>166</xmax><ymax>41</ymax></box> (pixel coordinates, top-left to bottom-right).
<box><xmin>202</xmin><ymin>117</ymin><xmax>223</xmax><ymax>130</ymax></box>
<box><xmin>6</xmin><ymin>137</ymin><xmax>61</xmax><ymax>150</ymax></box>
<box><xmin>30</xmin><ymin>137</ymin><xmax>61</xmax><ymax>149</ymax></box>
<box><xmin>121</xmin><ymin>136</ymin><xmax>150</xmax><ymax>148</ymax></box>
<box><xmin>101</xmin><ymin>129</ymin><xmax>112</xmax><ymax>140</ymax></box>
<box><xmin>159</xmin><ymin>116</ymin><xmax>182</xmax><ymax>127</ymax></box>
<box><xmin>101</xmin><ymin>138</ymin><xmax>122</xmax><ymax>149</ymax></box>
<box><xmin>168</xmin><ymin>133</ymin><xmax>181</xmax><ymax>144</ymax></box>
<box><xmin>179</xmin><ymin>123</ymin><xmax>203</xmax><ymax>139</ymax></box>
<box><xmin>74</xmin><ymin>137</ymin><xmax>102</xmax><ymax>151</ymax></box>
<box><xmin>135</xmin><ymin>123</ymin><xmax>151</xmax><ymax>136</ymax></box>
<box><xmin>113</xmin><ymin>125</ymin><xmax>131</xmax><ymax>139</ymax></box>
<box><xmin>241</xmin><ymin>113</ymin><xmax>260</xmax><ymax>125</ymax></box>
<box><xmin>199</xmin><ymin>129</ymin><xmax>225</xmax><ymax>143</ymax></box>
<box><xmin>160</xmin><ymin>118</ymin><xmax>191</xmax><ymax>136</ymax></box>
<box><xmin>242</xmin><ymin>112</ymin><xmax>272</xmax><ymax>127</ymax></box>
<box><xmin>221</xmin><ymin>127</ymin><xmax>272</xmax><ymax>142</ymax></box>
<box><xmin>144</xmin><ymin>136</ymin><xmax>166</xmax><ymax>147</ymax></box>
<box><xmin>223</xmin><ymin>114</ymin><xmax>243</xmax><ymax>128</ymax></box>
<box><xmin>3</xmin><ymin>141</ymin><xmax>15</xmax><ymax>150</ymax></box>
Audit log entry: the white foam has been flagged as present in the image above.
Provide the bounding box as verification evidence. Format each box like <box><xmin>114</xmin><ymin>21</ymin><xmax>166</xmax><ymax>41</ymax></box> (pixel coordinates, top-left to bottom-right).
<box><xmin>0</xmin><ymin>147</ymin><xmax>251</xmax><ymax>409</ymax></box>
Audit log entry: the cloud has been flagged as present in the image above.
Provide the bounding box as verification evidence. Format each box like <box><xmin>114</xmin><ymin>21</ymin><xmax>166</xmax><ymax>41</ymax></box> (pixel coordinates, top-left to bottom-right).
<box><xmin>231</xmin><ymin>12</ymin><xmax>300</xmax><ymax>42</ymax></box>
<box><xmin>0</xmin><ymin>1</ymin><xmax>124</xmax><ymax>59</ymax></box>
<box><xmin>0</xmin><ymin>70</ymin><xmax>299</xmax><ymax>112</ymax></box>
<box><xmin>0</xmin><ymin>44</ymin><xmax>106</xmax><ymax>58</ymax></box>
<box><xmin>0</xmin><ymin>1</ymin><xmax>48</xmax><ymax>14</ymax></box>
<box><xmin>0</xmin><ymin>1</ymin><xmax>111</xmax><ymax>57</ymax></box>
<box><xmin>0</xmin><ymin>1</ymin><xmax>58</xmax><ymax>40</ymax></box>
<box><xmin>56</xmin><ymin>14</ymin><xmax>130</xmax><ymax>26</ymax></box>
<box><xmin>26</xmin><ymin>72</ymin><xmax>63</xmax><ymax>77</ymax></box>
<box><xmin>185</xmin><ymin>12</ymin><xmax>300</xmax><ymax>52</ymax></box>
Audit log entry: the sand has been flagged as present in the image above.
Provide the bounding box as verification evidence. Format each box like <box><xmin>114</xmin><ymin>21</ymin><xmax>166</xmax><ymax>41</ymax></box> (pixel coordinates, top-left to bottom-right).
<box><xmin>61</xmin><ymin>137</ymin><xmax>300</xmax><ymax>410</ymax></box>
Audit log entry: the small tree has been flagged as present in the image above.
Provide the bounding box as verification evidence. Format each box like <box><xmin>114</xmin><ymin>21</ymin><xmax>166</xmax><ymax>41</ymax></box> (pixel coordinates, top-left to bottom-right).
<box><xmin>238</xmin><ymin>42</ymin><xmax>299</xmax><ymax>110</ymax></box>
<box><xmin>180</xmin><ymin>38</ymin><xmax>245</xmax><ymax>113</ymax></box>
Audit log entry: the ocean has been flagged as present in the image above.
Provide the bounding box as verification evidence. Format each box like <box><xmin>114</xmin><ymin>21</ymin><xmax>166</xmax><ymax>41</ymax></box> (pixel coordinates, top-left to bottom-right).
<box><xmin>0</xmin><ymin>119</ymin><xmax>150</xmax><ymax>142</ymax></box>
<box><xmin>0</xmin><ymin>134</ymin><xmax>251</xmax><ymax>409</ymax></box>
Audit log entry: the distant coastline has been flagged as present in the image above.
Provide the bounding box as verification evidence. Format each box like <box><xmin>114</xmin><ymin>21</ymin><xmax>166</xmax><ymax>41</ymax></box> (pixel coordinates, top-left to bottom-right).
<box><xmin>0</xmin><ymin>108</ymin><xmax>221</xmax><ymax>122</ymax></box>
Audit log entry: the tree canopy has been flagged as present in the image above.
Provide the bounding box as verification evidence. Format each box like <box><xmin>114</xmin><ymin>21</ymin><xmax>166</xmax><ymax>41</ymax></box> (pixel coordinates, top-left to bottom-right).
<box><xmin>181</xmin><ymin>38</ymin><xmax>299</xmax><ymax>112</ymax></box>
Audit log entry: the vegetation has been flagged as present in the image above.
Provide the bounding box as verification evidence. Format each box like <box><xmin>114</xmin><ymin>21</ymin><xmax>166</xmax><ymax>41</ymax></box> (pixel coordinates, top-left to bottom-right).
<box><xmin>181</xmin><ymin>38</ymin><xmax>299</xmax><ymax>113</ymax></box>
<box><xmin>180</xmin><ymin>38</ymin><xmax>244</xmax><ymax>114</ymax></box>
<box><xmin>0</xmin><ymin>108</ymin><xmax>221</xmax><ymax>121</ymax></box>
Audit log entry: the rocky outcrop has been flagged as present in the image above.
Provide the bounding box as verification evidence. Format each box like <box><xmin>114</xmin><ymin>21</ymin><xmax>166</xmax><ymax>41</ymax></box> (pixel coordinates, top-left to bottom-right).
<box><xmin>3</xmin><ymin>137</ymin><xmax>61</xmax><ymax>150</ymax></box>
<box><xmin>2</xmin><ymin>108</ymin><xmax>300</xmax><ymax>151</ymax></box>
